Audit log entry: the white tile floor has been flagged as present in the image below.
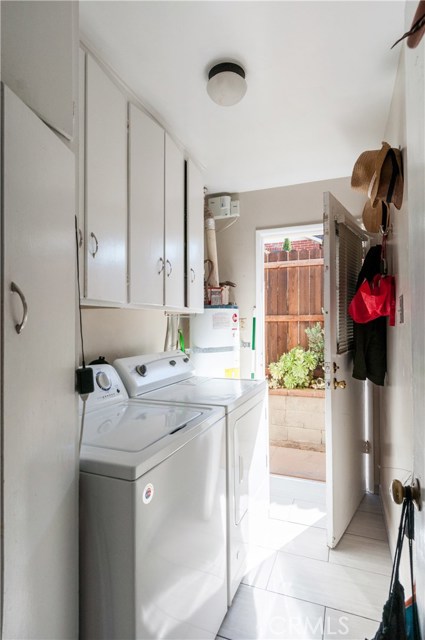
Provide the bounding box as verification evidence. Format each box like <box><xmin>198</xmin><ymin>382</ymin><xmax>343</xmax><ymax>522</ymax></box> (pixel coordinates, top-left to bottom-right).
<box><xmin>217</xmin><ymin>476</ymin><xmax>392</xmax><ymax>640</ymax></box>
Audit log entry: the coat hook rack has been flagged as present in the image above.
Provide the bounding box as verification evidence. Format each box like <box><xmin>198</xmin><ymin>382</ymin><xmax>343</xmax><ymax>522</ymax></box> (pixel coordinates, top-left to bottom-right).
<box><xmin>390</xmin><ymin>478</ymin><xmax>422</xmax><ymax>510</ymax></box>
<box><xmin>380</xmin><ymin>222</ymin><xmax>393</xmax><ymax>237</ymax></box>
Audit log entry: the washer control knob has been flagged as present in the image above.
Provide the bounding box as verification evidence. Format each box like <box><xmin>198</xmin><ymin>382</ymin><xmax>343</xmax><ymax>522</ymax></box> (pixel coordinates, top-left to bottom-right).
<box><xmin>169</xmin><ymin>360</ymin><xmax>176</xmax><ymax>366</ymax></box>
<box><xmin>96</xmin><ymin>371</ymin><xmax>112</xmax><ymax>391</ymax></box>
<box><xmin>136</xmin><ymin>364</ymin><xmax>147</xmax><ymax>377</ymax></box>
<box><xmin>183</xmin><ymin>357</ymin><xmax>189</xmax><ymax>363</ymax></box>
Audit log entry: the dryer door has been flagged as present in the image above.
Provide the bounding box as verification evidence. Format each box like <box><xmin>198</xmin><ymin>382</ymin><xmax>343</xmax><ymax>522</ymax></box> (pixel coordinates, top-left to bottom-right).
<box><xmin>233</xmin><ymin>399</ymin><xmax>265</xmax><ymax>525</ymax></box>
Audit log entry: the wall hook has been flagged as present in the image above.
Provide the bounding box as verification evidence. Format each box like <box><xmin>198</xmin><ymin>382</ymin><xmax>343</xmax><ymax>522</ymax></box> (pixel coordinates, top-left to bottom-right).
<box><xmin>380</xmin><ymin>222</ymin><xmax>393</xmax><ymax>237</ymax></box>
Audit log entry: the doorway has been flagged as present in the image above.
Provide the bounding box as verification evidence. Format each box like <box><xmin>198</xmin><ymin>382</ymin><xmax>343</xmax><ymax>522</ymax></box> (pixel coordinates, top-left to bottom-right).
<box><xmin>255</xmin><ymin>224</ymin><xmax>325</xmax><ymax>482</ymax></box>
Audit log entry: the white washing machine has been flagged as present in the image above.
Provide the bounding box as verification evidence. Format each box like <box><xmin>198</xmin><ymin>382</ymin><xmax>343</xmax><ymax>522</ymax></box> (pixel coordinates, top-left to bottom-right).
<box><xmin>79</xmin><ymin>364</ymin><xmax>227</xmax><ymax>640</ymax></box>
<box><xmin>114</xmin><ymin>351</ymin><xmax>269</xmax><ymax>606</ymax></box>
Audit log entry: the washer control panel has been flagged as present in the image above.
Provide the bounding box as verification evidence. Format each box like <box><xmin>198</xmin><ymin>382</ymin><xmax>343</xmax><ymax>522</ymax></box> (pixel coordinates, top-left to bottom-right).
<box><xmin>114</xmin><ymin>350</ymin><xmax>194</xmax><ymax>397</ymax></box>
<box><xmin>80</xmin><ymin>364</ymin><xmax>128</xmax><ymax>414</ymax></box>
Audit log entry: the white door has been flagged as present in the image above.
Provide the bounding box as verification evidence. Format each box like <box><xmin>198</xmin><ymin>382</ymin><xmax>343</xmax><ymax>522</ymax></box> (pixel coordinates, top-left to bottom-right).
<box><xmin>165</xmin><ymin>133</ymin><xmax>185</xmax><ymax>309</ymax></box>
<box><xmin>85</xmin><ymin>54</ymin><xmax>127</xmax><ymax>304</ymax></box>
<box><xmin>186</xmin><ymin>159</ymin><xmax>205</xmax><ymax>312</ymax></box>
<box><xmin>128</xmin><ymin>103</ymin><xmax>165</xmax><ymax>306</ymax></box>
<box><xmin>2</xmin><ymin>85</ymin><xmax>77</xmax><ymax>638</ymax></box>
<box><xmin>323</xmin><ymin>192</ymin><xmax>367</xmax><ymax>548</ymax></box>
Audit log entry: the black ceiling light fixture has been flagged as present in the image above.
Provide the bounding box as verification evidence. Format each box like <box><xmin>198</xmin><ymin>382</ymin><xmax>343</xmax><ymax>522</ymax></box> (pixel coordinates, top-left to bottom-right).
<box><xmin>207</xmin><ymin>62</ymin><xmax>247</xmax><ymax>107</ymax></box>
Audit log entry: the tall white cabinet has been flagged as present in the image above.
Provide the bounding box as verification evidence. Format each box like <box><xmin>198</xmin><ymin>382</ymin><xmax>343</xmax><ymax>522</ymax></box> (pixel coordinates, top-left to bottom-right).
<box><xmin>85</xmin><ymin>55</ymin><xmax>127</xmax><ymax>304</ymax></box>
<box><xmin>1</xmin><ymin>1</ymin><xmax>77</xmax><ymax>140</ymax></box>
<box><xmin>1</xmin><ymin>85</ymin><xmax>77</xmax><ymax>638</ymax></box>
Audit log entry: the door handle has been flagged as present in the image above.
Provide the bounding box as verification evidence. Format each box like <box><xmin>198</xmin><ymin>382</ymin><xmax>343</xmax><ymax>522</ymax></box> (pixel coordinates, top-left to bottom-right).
<box><xmin>190</xmin><ymin>267</ymin><xmax>196</xmax><ymax>283</ymax></box>
<box><xmin>333</xmin><ymin>378</ymin><xmax>347</xmax><ymax>390</ymax></box>
<box><xmin>239</xmin><ymin>455</ymin><xmax>244</xmax><ymax>484</ymax></box>
<box><xmin>390</xmin><ymin>478</ymin><xmax>421</xmax><ymax>510</ymax></box>
<box><xmin>166</xmin><ymin>260</ymin><xmax>172</xmax><ymax>277</ymax></box>
<box><xmin>10</xmin><ymin>281</ymin><xmax>28</xmax><ymax>334</ymax></box>
<box><xmin>157</xmin><ymin>257</ymin><xmax>165</xmax><ymax>275</ymax></box>
<box><xmin>89</xmin><ymin>232</ymin><xmax>99</xmax><ymax>258</ymax></box>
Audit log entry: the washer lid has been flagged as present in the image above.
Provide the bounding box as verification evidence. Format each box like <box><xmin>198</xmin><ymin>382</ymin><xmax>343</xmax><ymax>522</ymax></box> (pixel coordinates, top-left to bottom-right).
<box><xmin>80</xmin><ymin>400</ymin><xmax>222</xmax><ymax>481</ymax></box>
<box><xmin>140</xmin><ymin>377</ymin><xmax>267</xmax><ymax>412</ymax></box>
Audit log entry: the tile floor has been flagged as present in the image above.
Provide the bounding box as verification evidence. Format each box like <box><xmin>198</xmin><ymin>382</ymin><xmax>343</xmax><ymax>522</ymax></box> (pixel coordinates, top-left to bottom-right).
<box><xmin>217</xmin><ymin>476</ymin><xmax>392</xmax><ymax>640</ymax></box>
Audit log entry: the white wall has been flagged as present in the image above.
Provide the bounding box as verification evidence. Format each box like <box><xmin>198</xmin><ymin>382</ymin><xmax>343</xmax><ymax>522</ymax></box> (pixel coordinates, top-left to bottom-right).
<box><xmin>81</xmin><ymin>307</ymin><xmax>167</xmax><ymax>363</ymax></box>
<box><xmin>403</xmin><ymin>1</ymin><xmax>425</xmax><ymax>628</ymax></box>
<box><xmin>378</xmin><ymin>42</ymin><xmax>416</xmax><ymax>587</ymax></box>
<box><xmin>216</xmin><ymin>177</ymin><xmax>365</xmax><ymax>378</ymax></box>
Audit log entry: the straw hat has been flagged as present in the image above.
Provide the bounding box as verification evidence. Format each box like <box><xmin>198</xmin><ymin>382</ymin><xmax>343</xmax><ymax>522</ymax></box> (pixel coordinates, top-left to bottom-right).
<box><xmin>362</xmin><ymin>201</ymin><xmax>389</xmax><ymax>234</ymax></box>
<box><xmin>351</xmin><ymin>141</ymin><xmax>403</xmax><ymax>210</ymax></box>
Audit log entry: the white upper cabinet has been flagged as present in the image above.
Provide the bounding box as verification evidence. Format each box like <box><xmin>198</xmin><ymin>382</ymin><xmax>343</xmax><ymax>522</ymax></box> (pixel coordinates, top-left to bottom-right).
<box><xmin>1</xmin><ymin>1</ymin><xmax>76</xmax><ymax>140</ymax></box>
<box><xmin>85</xmin><ymin>54</ymin><xmax>127</xmax><ymax>304</ymax></box>
<box><xmin>128</xmin><ymin>103</ymin><xmax>165</xmax><ymax>307</ymax></box>
<box><xmin>165</xmin><ymin>134</ymin><xmax>185</xmax><ymax>310</ymax></box>
<box><xmin>78</xmin><ymin>48</ymin><xmax>86</xmax><ymax>296</ymax></box>
<box><xmin>186</xmin><ymin>160</ymin><xmax>205</xmax><ymax>312</ymax></box>
<box><xmin>80</xmin><ymin>51</ymin><xmax>200</xmax><ymax>310</ymax></box>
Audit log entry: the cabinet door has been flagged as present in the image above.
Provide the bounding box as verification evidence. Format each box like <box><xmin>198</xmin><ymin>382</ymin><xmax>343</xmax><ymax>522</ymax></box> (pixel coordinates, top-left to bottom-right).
<box><xmin>85</xmin><ymin>55</ymin><xmax>127</xmax><ymax>304</ymax></box>
<box><xmin>78</xmin><ymin>47</ymin><xmax>86</xmax><ymax>297</ymax></box>
<box><xmin>128</xmin><ymin>104</ymin><xmax>165</xmax><ymax>306</ymax></box>
<box><xmin>165</xmin><ymin>134</ymin><xmax>185</xmax><ymax>309</ymax></box>
<box><xmin>186</xmin><ymin>159</ymin><xmax>205</xmax><ymax>312</ymax></box>
<box><xmin>1</xmin><ymin>1</ymin><xmax>76</xmax><ymax>140</ymax></box>
<box><xmin>2</xmin><ymin>85</ymin><xmax>77</xmax><ymax>638</ymax></box>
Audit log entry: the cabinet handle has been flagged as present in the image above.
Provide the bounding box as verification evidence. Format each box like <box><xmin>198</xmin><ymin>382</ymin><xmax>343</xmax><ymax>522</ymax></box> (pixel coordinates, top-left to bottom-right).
<box><xmin>10</xmin><ymin>281</ymin><xmax>28</xmax><ymax>334</ymax></box>
<box><xmin>166</xmin><ymin>259</ymin><xmax>172</xmax><ymax>277</ymax></box>
<box><xmin>157</xmin><ymin>257</ymin><xmax>165</xmax><ymax>275</ymax></box>
<box><xmin>78</xmin><ymin>228</ymin><xmax>83</xmax><ymax>249</ymax></box>
<box><xmin>90</xmin><ymin>232</ymin><xmax>99</xmax><ymax>258</ymax></box>
<box><xmin>239</xmin><ymin>455</ymin><xmax>244</xmax><ymax>484</ymax></box>
<box><xmin>190</xmin><ymin>267</ymin><xmax>196</xmax><ymax>283</ymax></box>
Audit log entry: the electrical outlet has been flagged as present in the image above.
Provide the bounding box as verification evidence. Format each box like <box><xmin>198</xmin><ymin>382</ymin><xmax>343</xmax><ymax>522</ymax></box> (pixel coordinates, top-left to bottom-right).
<box><xmin>240</xmin><ymin>317</ymin><xmax>246</xmax><ymax>330</ymax></box>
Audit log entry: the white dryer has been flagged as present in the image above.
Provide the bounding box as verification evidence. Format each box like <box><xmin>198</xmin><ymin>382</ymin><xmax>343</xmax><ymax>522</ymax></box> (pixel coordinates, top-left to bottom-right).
<box><xmin>114</xmin><ymin>351</ymin><xmax>269</xmax><ymax>606</ymax></box>
<box><xmin>79</xmin><ymin>364</ymin><xmax>227</xmax><ymax>640</ymax></box>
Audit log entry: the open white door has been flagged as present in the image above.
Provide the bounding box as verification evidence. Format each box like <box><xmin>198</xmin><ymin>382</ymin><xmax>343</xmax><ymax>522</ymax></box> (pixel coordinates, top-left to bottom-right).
<box><xmin>323</xmin><ymin>192</ymin><xmax>368</xmax><ymax>548</ymax></box>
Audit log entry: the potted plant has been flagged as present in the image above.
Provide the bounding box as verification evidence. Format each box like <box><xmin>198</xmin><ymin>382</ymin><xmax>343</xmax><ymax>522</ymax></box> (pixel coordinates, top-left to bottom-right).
<box><xmin>268</xmin><ymin>323</ymin><xmax>325</xmax><ymax>390</ymax></box>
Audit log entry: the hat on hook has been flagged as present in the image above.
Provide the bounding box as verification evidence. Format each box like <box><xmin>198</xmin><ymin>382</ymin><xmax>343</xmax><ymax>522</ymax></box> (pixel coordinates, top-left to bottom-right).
<box><xmin>391</xmin><ymin>0</ymin><xmax>425</xmax><ymax>49</ymax></box>
<box><xmin>351</xmin><ymin>141</ymin><xmax>403</xmax><ymax>210</ymax></box>
<box><xmin>362</xmin><ymin>201</ymin><xmax>389</xmax><ymax>234</ymax></box>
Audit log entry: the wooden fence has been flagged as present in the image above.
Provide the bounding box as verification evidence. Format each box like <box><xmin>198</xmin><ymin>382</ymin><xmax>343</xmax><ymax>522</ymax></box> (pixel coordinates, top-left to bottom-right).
<box><xmin>265</xmin><ymin>246</ymin><xmax>324</xmax><ymax>366</ymax></box>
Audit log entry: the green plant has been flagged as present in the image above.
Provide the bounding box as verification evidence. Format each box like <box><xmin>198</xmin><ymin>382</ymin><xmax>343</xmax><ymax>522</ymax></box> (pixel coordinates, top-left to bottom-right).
<box><xmin>282</xmin><ymin>238</ymin><xmax>292</xmax><ymax>252</ymax></box>
<box><xmin>268</xmin><ymin>346</ymin><xmax>318</xmax><ymax>389</ymax></box>
<box><xmin>305</xmin><ymin>322</ymin><xmax>324</xmax><ymax>369</ymax></box>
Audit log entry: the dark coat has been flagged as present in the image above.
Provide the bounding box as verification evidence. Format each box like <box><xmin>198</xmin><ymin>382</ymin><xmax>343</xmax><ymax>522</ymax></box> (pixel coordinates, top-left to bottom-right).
<box><xmin>352</xmin><ymin>245</ymin><xmax>387</xmax><ymax>386</ymax></box>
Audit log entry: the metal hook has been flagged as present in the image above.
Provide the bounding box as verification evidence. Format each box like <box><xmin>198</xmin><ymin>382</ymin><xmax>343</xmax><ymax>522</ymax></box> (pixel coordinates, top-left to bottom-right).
<box><xmin>380</xmin><ymin>223</ymin><xmax>393</xmax><ymax>237</ymax></box>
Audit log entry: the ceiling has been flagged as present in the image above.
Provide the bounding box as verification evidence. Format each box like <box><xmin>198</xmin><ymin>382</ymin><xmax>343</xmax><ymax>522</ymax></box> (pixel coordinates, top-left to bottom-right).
<box><xmin>79</xmin><ymin>1</ymin><xmax>406</xmax><ymax>194</ymax></box>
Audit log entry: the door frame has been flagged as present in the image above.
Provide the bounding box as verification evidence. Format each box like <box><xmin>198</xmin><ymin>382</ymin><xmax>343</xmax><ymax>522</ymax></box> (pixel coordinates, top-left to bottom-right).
<box><xmin>256</xmin><ymin>220</ymin><xmax>374</xmax><ymax>498</ymax></box>
<box><xmin>255</xmin><ymin>223</ymin><xmax>323</xmax><ymax>380</ymax></box>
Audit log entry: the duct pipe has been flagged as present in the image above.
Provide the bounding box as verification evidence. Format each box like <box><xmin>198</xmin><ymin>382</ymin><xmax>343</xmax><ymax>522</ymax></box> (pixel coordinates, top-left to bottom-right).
<box><xmin>205</xmin><ymin>210</ymin><xmax>219</xmax><ymax>287</ymax></box>
<box><xmin>164</xmin><ymin>314</ymin><xmax>180</xmax><ymax>351</ymax></box>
